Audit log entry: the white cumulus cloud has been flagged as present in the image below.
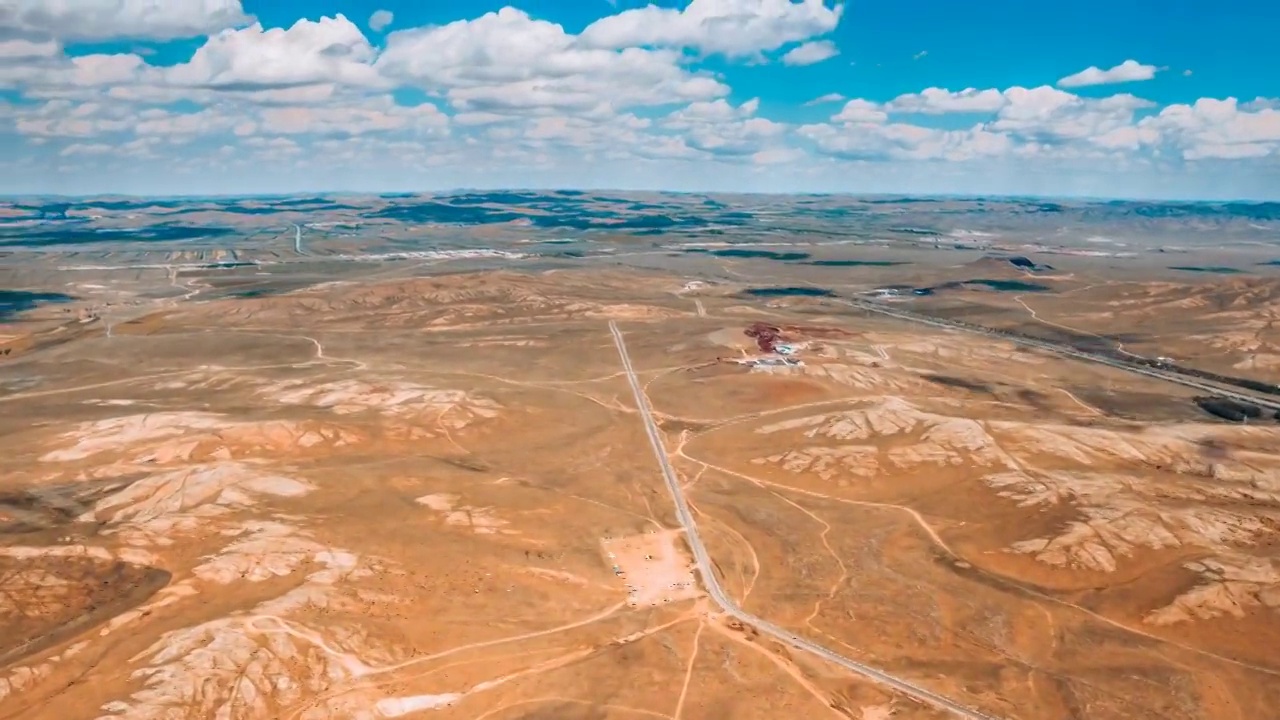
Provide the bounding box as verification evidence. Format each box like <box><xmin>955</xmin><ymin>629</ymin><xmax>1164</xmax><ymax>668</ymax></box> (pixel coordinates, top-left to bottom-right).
<box><xmin>662</xmin><ymin>98</ymin><xmax>783</xmax><ymax>157</ymax></box>
<box><xmin>666</xmin><ymin>98</ymin><xmax>759</xmax><ymax>126</ymax></box>
<box><xmin>888</xmin><ymin>87</ymin><xmax>1006</xmax><ymax>114</ymax></box>
<box><xmin>0</xmin><ymin>38</ymin><xmax>61</xmax><ymax>61</ymax></box>
<box><xmin>1142</xmin><ymin>97</ymin><xmax>1280</xmax><ymax>160</ymax></box>
<box><xmin>254</xmin><ymin>98</ymin><xmax>448</xmax><ymax>137</ymax></box>
<box><xmin>579</xmin><ymin>0</ymin><xmax>843</xmax><ymax>58</ymax></box>
<box><xmin>368</xmin><ymin>9</ymin><xmax>394</xmax><ymax>32</ymax></box>
<box><xmin>804</xmin><ymin>92</ymin><xmax>845</xmax><ymax>105</ymax></box>
<box><xmin>991</xmin><ymin>86</ymin><xmax>1153</xmax><ymax>143</ymax></box>
<box><xmin>752</xmin><ymin>146</ymin><xmax>805</xmax><ymax>164</ymax></box>
<box><xmin>832</xmin><ymin>98</ymin><xmax>886</xmax><ymax>123</ymax></box>
<box><xmin>1057</xmin><ymin>59</ymin><xmax>1158</xmax><ymax>88</ymax></box>
<box><xmin>799</xmin><ymin>120</ymin><xmax>1012</xmax><ymax>163</ymax></box>
<box><xmin>0</xmin><ymin>0</ymin><xmax>252</xmax><ymax>41</ymax></box>
<box><xmin>166</xmin><ymin>15</ymin><xmax>382</xmax><ymax>92</ymax></box>
<box><xmin>2</xmin><ymin>50</ymin><xmax>148</xmax><ymax>94</ymax></box>
<box><xmin>377</xmin><ymin>8</ymin><xmax>727</xmax><ymax>115</ymax></box>
<box><xmin>781</xmin><ymin>39</ymin><xmax>838</xmax><ymax>66</ymax></box>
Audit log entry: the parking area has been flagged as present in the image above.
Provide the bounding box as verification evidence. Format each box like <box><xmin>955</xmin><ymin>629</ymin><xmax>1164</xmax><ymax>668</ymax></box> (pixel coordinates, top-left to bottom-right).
<box><xmin>601</xmin><ymin>530</ymin><xmax>700</xmax><ymax>607</ymax></box>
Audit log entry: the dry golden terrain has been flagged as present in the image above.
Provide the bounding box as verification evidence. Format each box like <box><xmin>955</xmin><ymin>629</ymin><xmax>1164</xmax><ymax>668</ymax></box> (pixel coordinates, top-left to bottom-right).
<box><xmin>878</xmin><ymin>262</ymin><xmax>1280</xmax><ymax>385</ymax></box>
<box><xmin>1</xmin><ymin>266</ymin><xmax>1278</xmax><ymax>720</ymax></box>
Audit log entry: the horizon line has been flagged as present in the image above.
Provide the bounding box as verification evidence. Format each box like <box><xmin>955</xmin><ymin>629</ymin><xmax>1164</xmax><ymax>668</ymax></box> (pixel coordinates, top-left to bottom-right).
<box><xmin>2</xmin><ymin>188</ymin><xmax>1279</xmax><ymax>204</ymax></box>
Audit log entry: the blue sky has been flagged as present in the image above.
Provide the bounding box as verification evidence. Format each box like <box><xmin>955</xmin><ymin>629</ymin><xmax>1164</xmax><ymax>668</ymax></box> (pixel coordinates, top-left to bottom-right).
<box><xmin>2</xmin><ymin>0</ymin><xmax>1278</xmax><ymax>198</ymax></box>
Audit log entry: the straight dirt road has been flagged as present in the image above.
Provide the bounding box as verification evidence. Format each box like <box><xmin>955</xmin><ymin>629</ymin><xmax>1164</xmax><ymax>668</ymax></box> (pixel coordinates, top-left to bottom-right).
<box><xmin>608</xmin><ymin>320</ymin><xmax>1005</xmax><ymax>720</ymax></box>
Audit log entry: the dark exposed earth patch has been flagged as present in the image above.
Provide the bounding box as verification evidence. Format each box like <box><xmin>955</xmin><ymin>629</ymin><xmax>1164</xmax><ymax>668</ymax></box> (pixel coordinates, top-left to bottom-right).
<box><xmin>1193</xmin><ymin>396</ymin><xmax>1277</xmax><ymax>423</ymax></box>
<box><xmin>0</xmin><ymin>290</ymin><xmax>75</xmax><ymax>320</ymax></box>
<box><xmin>806</xmin><ymin>259</ymin><xmax>908</xmax><ymax>267</ymax></box>
<box><xmin>1169</xmin><ymin>266</ymin><xmax>1244</xmax><ymax>274</ymax></box>
<box><xmin>923</xmin><ymin>374</ymin><xmax>993</xmax><ymax>393</ymax></box>
<box><xmin>744</xmin><ymin>287</ymin><xmax>835</xmax><ymax>298</ymax></box>
<box><xmin>710</xmin><ymin>248</ymin><xmax>810</xmax><ymax>261</ymax></box>
<box><xmin>0</xmin><ymin>555</ymin><xmax>171</xmax><ymax>666</ymax></box>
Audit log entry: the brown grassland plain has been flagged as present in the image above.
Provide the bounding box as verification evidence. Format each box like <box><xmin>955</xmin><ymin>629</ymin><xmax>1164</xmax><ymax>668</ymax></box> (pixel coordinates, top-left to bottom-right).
<box><xmin>0</xmin><ymin>266</ymin><xmax>1278</xmax><ymax>720</ymax></box>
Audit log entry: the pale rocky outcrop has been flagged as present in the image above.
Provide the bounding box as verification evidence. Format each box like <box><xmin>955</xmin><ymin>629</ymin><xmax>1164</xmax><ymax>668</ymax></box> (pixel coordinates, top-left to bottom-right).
<box><xmin>0</xmin><ymin>642</ymin><xmax>88</xmax><ymax>703</ymax></box>
<box><xmin>40</xmin><ymin>412</ymin><xmax>363</xmax><ymax>466</ymax></box>
<box><xmin>1146</xmin><ymin>557</ymin><xmax>1280</xmax><ymax>625</ymax></box>
<box><xmin>990</xmin><ymin>469</ymin><xmax>1271</xmax><ymax>573</ymax></box>
<box><xmin>15</xmin><ymin>415</ymin><xmax>398</xmax><ymax>717</ymax></box>
<box><xmin>41</xmin><ymin>412</ymin><xmax>228</xmax><ymax>462</ymax></box>
<box><xmin>757</xmin><ymin>397</ymin><xmax>1012</xmax><ymax>469</ymax></box>
<box><xmin>98</xmin><ymin>547</ymin><xmax>387</xmax><ymax>720</ymax></box>
<box><xmin>416</xmin><ymin>493</ymin><xmax>516</xmax><ymax>535</ymax></box>
<box><xmin>83</xmin><ymin>463</ymin><xmax>313</xmax><ymax>527</ymax></box>
<box><xmin>753</xmin><ymin>395</ymin><xmax>1280</xmax><ymax>622</ymax></box>
<box><xmin>753</xmin><ymin>445</ymin><xmax>879</xmax><ymax>481</ymax></box>
<box><xmin>260</xmin><ymin>379</ymin><xmax>501</xmax><ymax>428</ymax></box>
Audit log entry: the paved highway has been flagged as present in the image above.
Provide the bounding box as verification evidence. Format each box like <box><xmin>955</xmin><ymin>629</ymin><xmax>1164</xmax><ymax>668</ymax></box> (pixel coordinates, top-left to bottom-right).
<box><xmin>609</xmin><ymin>321</ymin><xmax>1005</xmax><ymax>720</ymax></box>
<box><xmin>835</xmin><ymin>297</ymin><xmax>1280</xmax><ymax>413</ymax></box>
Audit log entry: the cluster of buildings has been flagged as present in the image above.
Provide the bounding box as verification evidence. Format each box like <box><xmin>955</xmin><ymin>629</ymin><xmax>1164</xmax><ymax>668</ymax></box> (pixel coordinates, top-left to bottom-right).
<box><xmin>740</xmin><ymin>356</ymin><xmax>803</xmax><ymax>368</ymax></box>
<box><xmin>735</xmin><ymin>323</ymin><xmax>809</xmax><ymax>369</ymax></box>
